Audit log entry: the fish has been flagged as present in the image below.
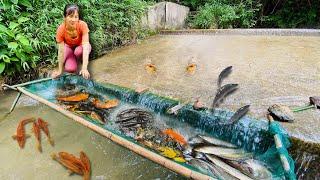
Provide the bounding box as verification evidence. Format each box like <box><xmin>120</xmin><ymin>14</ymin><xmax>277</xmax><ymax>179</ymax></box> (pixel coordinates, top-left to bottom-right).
<box><xmin>145</xmin><ymin>63</ymin><xmax>157</xmax><ymax>74</ymax></box>
<box><xmin>57</xmin><ymin>93</ymin><xmax>89</xmax><ymax>102</ymax></box>
<box><xmin>193</xmin><ymin>97</ymin><xmax>205</xmax><ymax>110</ymax></box>
<box><xmin>167</xmin><ymin>102</ymin><xmax>189</xmax><ymax>115</ymax></box>
<box><xmin>212</xmin><ymin>83</ymin><xmax>238</xmax><ymax>110</ymax></box>
<box><xmin>80</xmin><ymin>151</ymin><xmax>91</xmax><ymax>180</ymax></box>
<box><xmin>162</xmin><ymin>128</ymin><xmax>187</xmax><ymax>146</ymax></box>
<box><xmin>51</xmin><ymin>152</ymin><xmax>84</xmax><ymax>176</ymax></box>
<box><xmin>198</xmin><ymin>135</ymin><xmax>237</xmax><ymax>148</ymax></box>
<box><xmin>194</xmin><ymin>146</ymin><xmax>252</xmax><ymax>160</ymax></box>
<box><xmin>90</xmin><ymin>111</ymin><xmax>105</xmax><ymax>124</ymax></box>
<box><xmin>37</xmin><ymin>118</ymin><xmax>54</xmax><ymax>146</ymax></box>
<box><xmin>157</xmin><ymin>146</ymin><xmax>181</xmax><ymax>159</ymax></box>
<box><xmin>186</xmin><ymin>63</ymin><xmax>197</xmax><ymax>75</ymax></box>
<box><xmin>12</xmin><ymin>117</ymin><xmax>35</xmax><ymax>148</ymax></box>
<box><xmin>221</xmin><ymin>105</ymin><xmax>250</xmax><ymax>125</ymax></box>
<box><xmin>32</xmin><ymin>121</ymin><xmax>42</xmax><ymax>152</ymax></box>
<box><xmin>226</xmin><ymin>159</ymin><xmax>272</xmax><ymax>179</ymax></box>
<box><xmin>217</xmin><ymin>66</ymin><xmax>233</xmax><ymax>89</ymax></box>
<box><xmin>188</xmin><ymin>136</ymin><xmax>205</xmax><ymax>146</ymax></box>
<box><xmin>93</xmin><ymin>99</ymin><xmax>119</xmax><ymax>109</ymax></box>
<box><xmin>187</xmin><ymin>158</ymin><xmax>236</xmax><ymax>179</ymax></box>
<box><xmin>205</xmin><ymin>154</ymin><xmax>253</xmax><ymax>180</ymax></box>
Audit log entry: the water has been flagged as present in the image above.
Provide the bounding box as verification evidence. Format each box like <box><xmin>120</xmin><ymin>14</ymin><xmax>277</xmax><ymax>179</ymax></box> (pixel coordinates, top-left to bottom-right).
<box><xmin>0</xmin><ymin>91</ymin><xmax>184</xmax><ymax>180</ymax></box>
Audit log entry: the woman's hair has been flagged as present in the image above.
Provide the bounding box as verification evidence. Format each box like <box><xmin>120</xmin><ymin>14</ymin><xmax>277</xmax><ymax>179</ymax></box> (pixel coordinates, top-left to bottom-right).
<box><xmin>64</xmin><ymin>4</ymin><xmax>81</xmax><ymax>18</ymax></box>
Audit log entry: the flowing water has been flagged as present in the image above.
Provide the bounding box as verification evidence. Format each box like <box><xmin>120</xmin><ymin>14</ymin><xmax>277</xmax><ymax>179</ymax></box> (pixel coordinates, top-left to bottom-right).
<box><xmin>1</xmin><ymin>33</ymin><xmax>320</xmax><ymax>179</ymax></box>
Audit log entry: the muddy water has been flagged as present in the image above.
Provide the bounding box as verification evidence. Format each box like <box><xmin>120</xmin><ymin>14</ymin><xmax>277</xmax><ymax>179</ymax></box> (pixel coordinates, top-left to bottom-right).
<box><xmin>0</xmin><ymin>91</ymin><xmax>183</xmax><ymax>179</ymax></box>
<box><xmin>92</xmin><ymin>35</ymin><xmax>320</xmax><ymax>144</ymax></box>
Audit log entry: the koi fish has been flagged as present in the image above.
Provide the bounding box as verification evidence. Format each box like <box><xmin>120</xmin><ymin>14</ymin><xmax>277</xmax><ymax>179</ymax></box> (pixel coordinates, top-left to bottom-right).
<box><xmin>51</xmin><ymin>153</ymin><xmax>83</xmax><ymax>176</ymax></box>
<box><xmin>12</xmin><ymin>118</ymin><xmax>35</xmax><ymax>148</ymax></box>
<box><xmin>37</xmin><ymin>118</ymin><xmax>54</xmax><ymax>146</ymax></box>
<box><xmin>162</xmin><ymin>128</ymin><xmax>187</xmax><ymax>146</ymax></box>
<box><xmin>57</xmin><ymin>93</ymin><xmax>89</xmax><ymax>102</ymax></box>
<box><xmin>32</xmin><ymin>121</ymin><xmax>42</xmax><ymax>152</ymax></box>
<box><xmin>145</xmin><ymin>63</ymin><xmax>157</xmax><ymax>74</ymax></box>
<box><xmin>186</xmin><ymin>63</ymin><xmax>197</xmax><ymax>75</ymax></box>
<box><xmin>80</xmin><ymin>151</ymin><xmax>91</xmax><ymax>180</ymax></box>
<box><xmin>93</xmin><ymin>99</ymin><xmax>119</xmax><ymax>109</ymax></box>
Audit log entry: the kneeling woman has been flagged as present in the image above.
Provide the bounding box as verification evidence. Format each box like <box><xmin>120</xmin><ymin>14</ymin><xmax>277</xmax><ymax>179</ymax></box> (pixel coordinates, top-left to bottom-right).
<box><xmin>52</xmin><ymin>4</ymin><xmax>91</xmax><ymax>79</ymax></box>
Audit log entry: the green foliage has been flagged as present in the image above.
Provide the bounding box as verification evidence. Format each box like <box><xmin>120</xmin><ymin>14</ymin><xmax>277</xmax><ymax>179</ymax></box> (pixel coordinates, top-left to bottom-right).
<box><xmin>0</xmin><ymin>0</ymin><xmax>150</xmax><ymax>77</ymax></box>
<box><xmin>191</xmin><ymin>0</ymin><xmax>260</xmax><ymax>29</ymax></box>
<box><xmin>0</xmin><ymin>0</ymin><xmax>39</xmax><ymax>75</ymax></box>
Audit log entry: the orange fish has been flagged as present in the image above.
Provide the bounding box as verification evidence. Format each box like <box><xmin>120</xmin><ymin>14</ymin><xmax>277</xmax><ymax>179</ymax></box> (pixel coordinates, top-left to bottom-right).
<box><xmin>93</xmin><ymin>99</ymin><xmax>119</xmax><ymax>109</ymax></box>
<box><xmin>80</xmin><ymin>151</ymin><xmax>91</xmax><ymax>180</ymax></box>
<box><xmin>58</xmin><ymin>152</ymin><xmax>83</xmax><ymax>168</ymax></box>
<box><xmin>162</xmin><ymin>128</ymin><xmax>187</xmax><ymax>146</ymax></box>
<box><xmin>52</xmin><ymin>153</ymin><xmax>84</xmax><ymax>176</ymax></box>
<box><xmin>57</xmin><ymin>93</ymin><xmax>89</xmax><ymax>102</ymax></box>
<box><xmin>186</xmin><ymin>63</ymin><xmax>197</xmax><ymax>75</ymax></box>
<box><xmin>37</xmin><ymin>118</ymin><xmax>54</xmax><ymax>146</ymax></box>
<box><xmin>32</xmin><ymin>121</ymin><xmax>42</xmax><ymax>152</ymax></box>
<box><xmin>12</xmin><ymin>118</ymin><xmax>35</xmax><ymax>148</ymax></box>
<box><xmin>145</xmin><ymin>63</ymin><xmax>157</xmax><ymax>74</ymax></box>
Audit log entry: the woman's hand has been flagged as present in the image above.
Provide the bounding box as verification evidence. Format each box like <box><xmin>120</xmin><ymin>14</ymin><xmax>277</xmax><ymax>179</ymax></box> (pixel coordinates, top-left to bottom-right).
<box><xmin>51</xmin><ymin>69</ymin><xmax>63</xmax><ymax>79</ymax></box>
<box><xmin>79</xmin><ymin>68</ymin><xmax>90</xmax><ymax>79</ymax></box>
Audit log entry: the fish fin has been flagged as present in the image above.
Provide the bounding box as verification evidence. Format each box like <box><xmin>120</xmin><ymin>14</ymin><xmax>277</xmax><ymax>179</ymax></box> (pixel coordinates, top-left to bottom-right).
<box><xmin>68</xmin><ymin>170</ymin><xmax>74</xmax><ymax>175</ymax></box>
<box><xmin>12</xmin><ymin>135</ymin><xmax>17</xmax><ymax>140</ymax></box>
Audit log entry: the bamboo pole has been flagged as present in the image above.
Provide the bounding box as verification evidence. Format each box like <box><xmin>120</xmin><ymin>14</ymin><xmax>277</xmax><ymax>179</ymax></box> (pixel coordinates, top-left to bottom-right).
<box><xmin>17</xmin><ymin>87</ymin><xmax>214</xmax><ymax>180</ymax></box>
<box><xmin>8</xmin><ymin>92</ymin><xmax>22</xmax><ymax>113</ymax></box>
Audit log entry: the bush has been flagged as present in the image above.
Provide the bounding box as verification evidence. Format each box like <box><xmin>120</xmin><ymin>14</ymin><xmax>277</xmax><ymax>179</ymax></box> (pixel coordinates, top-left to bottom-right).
<box><xmin>191</xmin><ymin>0</ymin><xmax>260</xmax><ymax>29</ymax></box>
<box><xmin>0</xmin><ymin>0</ymin><xmax>39</xmax><ymax>76</ymax></box>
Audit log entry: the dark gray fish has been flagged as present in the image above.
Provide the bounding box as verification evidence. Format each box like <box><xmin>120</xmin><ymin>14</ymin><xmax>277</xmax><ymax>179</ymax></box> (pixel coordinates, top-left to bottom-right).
<box><xmin>221</xmin><ymin>105</ymin><xmax>250</xmax><ymax>125</ymax></box>
<box><xmin>212</xmin><ymin>83</ymin><xmax>238</xmax><ymax>110</ymax></box>
<box><xmin>217</xmin><ymin>66</ymin><xmax>232</xmax><ymax>88</ymax></box>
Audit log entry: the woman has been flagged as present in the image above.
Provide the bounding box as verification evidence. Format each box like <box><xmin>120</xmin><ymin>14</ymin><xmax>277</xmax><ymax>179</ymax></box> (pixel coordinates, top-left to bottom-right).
<box><xmin>52</xmin><ymin>4</ymin><xmax>91</xmax><ymax>79</ymax></box>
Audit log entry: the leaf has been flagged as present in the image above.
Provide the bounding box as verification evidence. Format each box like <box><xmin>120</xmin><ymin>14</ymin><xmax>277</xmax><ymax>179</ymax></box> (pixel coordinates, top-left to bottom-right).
<box><xmin>18</xmin><ymin>0</ymin><xmax>32</xmax><ymax>7</ymax></box>
<box><xmin>16</xmin><ymin>34</ymin><xmax>29</xmax><ymax>46</ymax></box>
<box><xmin>3</xmin><ymin>57</ymin><xmax>10</xmax><ymax>63</ymax></box>
<box><xmin>8</xmin><ymin>42</ymin><xmax>18</xmax><ymax>49</ymax></box>
<box><xmin>11</xmin><ymin>0</ymin><xmax>18</xmax><ymax>5</ymax></box>
<box><xmin>9</xmin><ymin>22</ymin><xmax>19</xmax><ymax>30</ymax></box>
<box><xmin>0</xmin><ymin>24</ymin><xmax>8</xmax><ymax>33</ymax></box>
<box><xmin>18</xmin><ymin>17</ymin><xmax>30</xmax><ymax>24</ymax></box>
<box><xmin>22</xmin><ymin>61</ymin><xmax>30</xmax><ymax>71</ymax></box>
<box><xmin>0</xmin><ymin>62</ymin><xmax>5</xmax><ymax>74</ymax></box>
<box><xmin>11</xmin><ymin>57</ymin><xmax>19</xmax><ymax>62</ymax></box>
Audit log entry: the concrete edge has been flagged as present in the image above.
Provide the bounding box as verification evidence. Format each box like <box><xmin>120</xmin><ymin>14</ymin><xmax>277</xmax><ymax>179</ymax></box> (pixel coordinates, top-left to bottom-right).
<box><xmin>160</xmin><ymin>29</ymin><xmax>320</xmax><ymax>36</ymax></box>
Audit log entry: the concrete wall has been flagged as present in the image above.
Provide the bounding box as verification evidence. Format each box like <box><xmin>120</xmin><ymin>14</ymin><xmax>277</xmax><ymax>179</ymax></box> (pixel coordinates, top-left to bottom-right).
<box><xmin>142</xmin><ymin>2</ymin><xmax>189</xmax><ymax>30</ymax></box>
